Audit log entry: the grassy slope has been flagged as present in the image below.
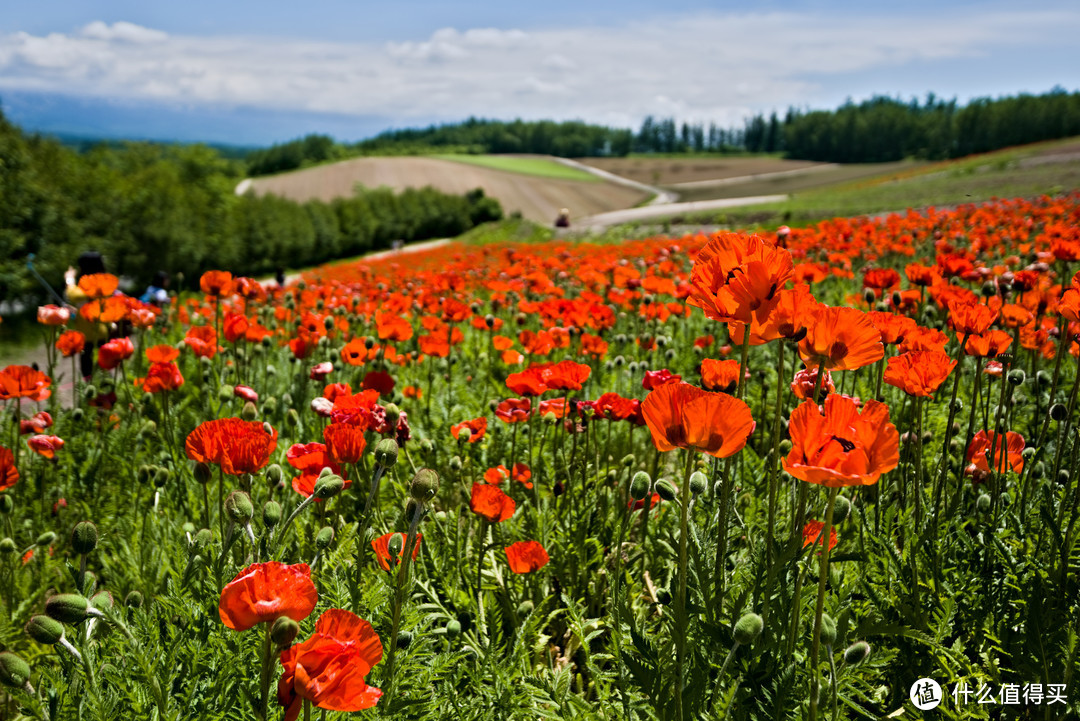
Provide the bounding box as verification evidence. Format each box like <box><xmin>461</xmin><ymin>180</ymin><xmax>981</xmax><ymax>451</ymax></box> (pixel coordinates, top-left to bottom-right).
<box><xmin>433</xmin><ymin>154</ymin><xmax>599</xmax><ymax>182</ymax></box>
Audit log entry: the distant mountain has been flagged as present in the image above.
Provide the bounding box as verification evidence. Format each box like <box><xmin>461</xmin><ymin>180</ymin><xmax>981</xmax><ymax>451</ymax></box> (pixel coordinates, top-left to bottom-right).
<box><xmin>0</xmin><ymin>90</ymin><xmax>412</xmax><ymax>147</ymax></box>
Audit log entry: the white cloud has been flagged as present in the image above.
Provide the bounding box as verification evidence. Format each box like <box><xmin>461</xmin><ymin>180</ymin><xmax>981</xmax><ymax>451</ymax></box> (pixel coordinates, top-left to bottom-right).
<box><xmin>0</xmin><ymin>9</ymin><xmax>1077</xmax><ymax>129</ymax></box>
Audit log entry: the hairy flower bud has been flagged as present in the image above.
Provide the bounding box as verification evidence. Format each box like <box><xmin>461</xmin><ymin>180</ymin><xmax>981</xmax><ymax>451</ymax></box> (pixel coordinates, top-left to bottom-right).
<box><xmin>409</xmin><ymin>469</ymin><xmax>440</xmax><ymax>503</ymax></box>
<box><xmin>844</xmin><ymin>641</ymin><xmax>871</xmax><ymax>665</ymax></box>
<box><xmin>45</xmin><ymin>594</ymin><xmax>91</xmax><ymax>624</ymax></box>
<box><xmin>26</xmin><ymin>615</ymin><xmax>65</xmax><ymax>645</ymax></box>
<box><xmin>315</xmin><ymin>526</ymin><xmax>334</xmax><ymax>550</ymax></box>
<box><xmin>225</xmin><ymin>491</ymin><xmax>254</xmax><ymax>523</ymax></box>
<box><xmin>821</xmin><ymin>613</ymin><xmax>837</xmax><ymax>647</ymax></box>
<box><xmin>270</xmin><ymin>616</ymin><xmax>300</xmax><ymax>648</ymax></box>
<box><xmin>733</xmin><ymin>613</ymin><xmax>764</xmax><ymax>645</ymax></box>
<box><xmin>70</xmin><ymin>521</ymin><xmax>98</xmax><ymax>555</ymax></box>
<box><xmin>0</xmin><ymin>651</ymin><xmax>31</xmax><ymax>689</ymax></box>
<box><xmin>312</xmin><ymin>473</ymin><xmax>345</xmax><ymax>500</ymax></box>
<box><xmin>387</xmin><ymin>533</ymin><xmax>404</xmax><ymax>559</ymax></box>
<box><xmin>263</xmin><ymin>501</ymin><xmax>282</xmax><ymax>528</ymax></box>
<box><xmin>374</xmin><ymin>438</ymin><xmax>400</xmax><ymax>468</ymax></box>
<box><xmin>124</xmin><ymin>591</ymin><xmax>144</xmax><ymax>608</ymax></box>
<box><xmin>688</xmin><ymin>471</ymin><xmax>708</xmax><ymax>496</ymax></box>
<box><xmin>654</xmin><ymin>478</ymin><xmax>677</xmax><ymax>502</ymax></box>
<box><xmin>832</xmin><ymin>496</ymin><xmax>851</xmax><ymax>525</ymax></box>
<box><xmin>629</xmin><ymin>471</ymin><xmax>651</xmax><ymax>500</ymax></box>
<box><xmin>193</xmin><ymin>462</ymin><xmax>212</xmax><ymax>485</ymax></box>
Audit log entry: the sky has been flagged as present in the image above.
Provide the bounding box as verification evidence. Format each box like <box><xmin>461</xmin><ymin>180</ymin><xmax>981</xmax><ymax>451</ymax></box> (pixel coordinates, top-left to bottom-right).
<box><xmin>1</xmin><ymin>1</ymin><xmax>1078</xmax><ymax>145</ymax></box>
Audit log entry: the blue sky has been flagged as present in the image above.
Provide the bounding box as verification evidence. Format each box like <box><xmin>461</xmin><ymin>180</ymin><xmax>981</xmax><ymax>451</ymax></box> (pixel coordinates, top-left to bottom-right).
<box><xmin>2</xmin><ymin>1</ymin><xmax>1078</xmax><ymax>144</ymax></box>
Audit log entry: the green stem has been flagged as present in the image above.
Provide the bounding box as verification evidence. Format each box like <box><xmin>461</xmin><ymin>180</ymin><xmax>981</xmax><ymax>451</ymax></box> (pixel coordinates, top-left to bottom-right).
<box><xmin>807</xmin><ymin>487</ymin><xmax>839</xmax><ymax>721</ymax></box>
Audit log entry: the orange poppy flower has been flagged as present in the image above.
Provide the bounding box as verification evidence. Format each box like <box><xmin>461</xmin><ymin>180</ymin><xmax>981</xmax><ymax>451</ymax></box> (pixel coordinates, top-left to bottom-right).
<box><xmin>700</xmin><ymin>359</ymin><xmax>743</xmax><ymax>393</ymax></box>
<box><xmin>77</xmin><ymin>273</ymin><xmax>119</xmax><ymax>299</ymax></box>
<box><xmin>641</xmin><ymin>382</ymin><xmax>755</xmax><ymax>458</ymax></box>
<box><xmin>966</xmin><ymin>430</ymin><xmax>1025</xmax><ymax>477</ymax></box>
<box><xmin>0</xmin><ymin>365</ymin><xmax>52</xmax><ymax>402</ymax></box>
<box><xmin>323</xmin><ymin>423</ymin><xmax>367</xmax><ymax>464</ymax></box>
<box><xmin>79</xmin><ymin>295</ymin><xmax>129</xmax><ymax>324</ymax></box>
<box><xmin>286</xmin><ymin>443</ymin><xmax>349</xmax><ymax>499</ymax></box>
<box><xmin>183</xmin><ymin>326</ymin><xmax>218</xmax><ymax>358</ymax></box>
<box><xmin>904</xmin><ymin>263</ymin><xmax>939</xmax><ymax>287</ymax></box>
<box><xmin>506</xmin><ymin>367</ymin><xmax>547</xmax><ymax>397</ymax></box>
<box><xmin>783</xmin><ymin>395</ymin><xmax>899</xmax><ymax>487</ymax></box>
<box><xmin>371</xmin><ymin>532</ymin><xmax>422</xmax><ymax>572</ymax></box>
<box><xmin>199</xmin><ymin>270</ymin><xmax>234</xmax><ymax>297</ymax></box>
<box><xmin>505</xmin><ymin>540</ymin><xmax>550</xmax><ymax>574</ymax></box>
<box><xmin>185</xmin><ymin>418</ymin><xmax>279</xmax><ymax>476</ymax></box>
<box><xmin>0</xmin><ymin>446</ymin><xmax>20</xmax><ymax>491</ymax></box>
<box><xmin>376</xmin><ymin>311</ymin><xmax>413</xmax><ymax>342</ymax></box>
<box><xmin>883</xmin><ymin>350</ymin><xmax>957</xmax><ymax>397</ymax></box>
<box><xmin>791</xmin><ymin>367</ymin><xmax>835</xmax><ymax>400</ymax></box>
<box><xmin>538</xmin><ymin>360</ymin><xmax>591</xmax><ymax>391</ymax></box>
<box><xmin>867</xmin><ymin>311</ymin><xmax>918</xmax><ymax>346</ymax></box>
<box><xmin>1059</xmin><ymin>289</ymin><xmax>1080</xmax><ymax>322</ymax></box>
<box><xmin>219</xmin><ymin>562</ymin><xmax>317</xmax><ymax>631</ymax></box>
<box><xmin>688</xmin><ymin>232</ymin><xmax>793</xmax><ymax>324</ymax></box>
<box><xmin>862</xmin><ymin>268</ymin><xmax>900</xmax><ymax>292</ymax></box>
<box><xmin>145</xmin><ymin>344</ymin><xmax>180</xmax><ymax>364</ymax></box>
<box><xmin>965</xmin><ymin>330</ymin><xmax>1013</xmax><ymax>358</ymax></box>
<box><xmin>999</xmin><ymin>303</ymin><xmax>1034</xmax><ymax>329</ymax></box>
<box><xmin>729</xmin><ymin>284</ymin><xmax>821</xmax><ymax>346</ymax></box>
<box><xmin>798</xmin><ymin>306</ymin><xmax>884</xmax><ymax>372</ymax></box>
<box><xmin>802</xmin><ymin>520</ymin><xmax>838</xmax><ymax>552</ymax></box>
<box><xmin>470</xmin><ymin>483</ymin><xmax>516</xmax><ymax>522</ymax></box>
<box><xmin>898</xmin><ymin>325</ymin><xmax>948</xmax><ymax>354</ymax></box>
<box><xmin>56</xmin><ymin>330</ymin><xmax>85</xmax><ymax>358</ymax></box>
<box><xmin>223</xmin><ymin>313</ymin><xmax>250</xmax><ymax>344</ymax></box>
<box><xmin>277</xmin><ymin>609</ymin><xmax>383</xmax><ymax>721</ymax></box>
<box><xmin>948</xmin><ymin>301</ymin><xmax>998</xmax><ymax>336</ymax></box>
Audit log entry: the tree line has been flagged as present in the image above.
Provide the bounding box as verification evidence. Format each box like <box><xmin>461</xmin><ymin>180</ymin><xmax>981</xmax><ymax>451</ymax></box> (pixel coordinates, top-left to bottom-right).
<box><xmin>244</xmin><ymin>87</ymin><xmax>1080</xmax><ymax>176</ymax></box>
<box><xmin>0</xmin><ymin>110</ymin><xmax>502</xmax><ymax>307</ymax></box>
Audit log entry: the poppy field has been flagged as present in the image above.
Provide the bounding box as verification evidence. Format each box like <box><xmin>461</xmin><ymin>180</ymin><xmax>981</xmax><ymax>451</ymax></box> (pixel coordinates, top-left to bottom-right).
<box><xmin>4</xmin><ymin>194</ymin><xmax>1080</xmax><ymax>720</ymax></box>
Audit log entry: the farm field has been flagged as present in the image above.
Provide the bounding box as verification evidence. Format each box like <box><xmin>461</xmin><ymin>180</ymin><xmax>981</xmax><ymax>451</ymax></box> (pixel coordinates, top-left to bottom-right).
<box><xmin>4</xmin><ymin>192</ymin><xmax>1080</xmax><ymax>719</ymax></box>
<box><xmin>577</xmin><ymin>155</ymin><xmax>827</xmax><ymax>186</ymax></box>
<box><xmin>433</xmin><ymin>154</ymin><xmax>600</xmax><ymax>182</ymax></box>
<box><xmin>244</xmin><ymin>155</ymin><xmax>648</xmax><ymax>224</ymax></box>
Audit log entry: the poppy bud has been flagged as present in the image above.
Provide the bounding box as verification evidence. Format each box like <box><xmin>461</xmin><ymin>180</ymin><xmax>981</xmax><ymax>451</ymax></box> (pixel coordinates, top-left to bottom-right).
<box><xmin>193</xmin><ymin>462</ymin><xmax>212</xmax><ymax>485</ymax></box>
<box><xmin>218</xmin><ymin>385</ymin><xmax>235</xmax><ymax>402</ymax></box>
<box><xmin>154</xmin><ymin>467</ymin><xmax>171</xmax><ymax>488</ymax></box>
<box><xmin>1036</xmin><ymin>370</ymin><xmax>1052</xmax><ymax>387</ymax></box>
<box><xmin>0</xmin><ymin>495</ymin><xmax>13</xmax><ymax>514</ymax></box>
<box><xmin>862</xmin><ymin>289</ymin><xmax>876</xmax><ymax>304</ymax></box>
<box><xmin>733</xmin><ymin>613</ymin><xmax>763</xmax><ymax>645</ymax></box>
<box><xmin>517</xmin><ymin>600</ymin><xmax>534</xmax><ymax>617</ymax></box>
<box><xmin>1007</xmin><ymin>369</ymin><xmax>1025</xmax><ymax>386</ymax></box>
<box><xmin>262</xmin><ymin>397</ymin><xmax>278</xmax><ymax>415</ymax></box>
<box><xmin>83</xmin><ymin>385</ymin><xmax>98</xmax><ymax>401</ymax></box>
<box><xmin>375</xmin><ymin>438</ymin><xmax>399</xmax><ymax>468</ymax></box>
<box><xmin>263</xmin><ymin>501</ymin><xmax>282</xmax><ymax>528</ymax></box>
<box><xmin>445</xmin><ymin>619</ymin><xmax>462</xmax><ymax>638</ymax></box>
<box><xmin>654</xmin><ymin>478</ymin><xmax>677</xmax><ymax>501</ymax></box>
<box><xmin>71</xmin><ymin>521</ymin><xmax>98</xmax><ymax>555</ymax></box>
<box><xmin>315</xmin><ymin>526</ymin><xmax>335</xmax><ymax>550</ymax></box>
<box><xmin>688</xmin><ymin>471</ymin><xmax>708</xmax><ymax>496</ymax></box>
<box><xmin>384</xmin><ymin>404</ymin><xmax>401</xmax><ymax>425</ymax></box>
<box><xmin>396</xmin><ymin>631</ymin><xmax>413</xmax><ymax>649</ymax></box>
<box><xmin>45</xmin><ymin>594</ymin><xmax>91</xmax><ymax>624</ymax></box>
<box><xmin>779</xmin><ymin>440</ymin><xmax>792</xmax><ymax>454</ymax></box>
<box><xmin>410</xmin><ymin>469</ymin><xmax>440</xmax><ymax>502</ymax></box>
<box><xmin>90</xmin><ymin>591</ymin><xmax>114</xmax><ymax>613</ymax></box>
<box><xmin>193</xmin><ymin>528</ymin><xmax>213</xmax><ymax>550</ymax></box>
<box><xmin>655</xmin><ymin>588</ymin><xmax>672</xmax><ymax>605</ymax></box>
<box><xmin>629</xmin><ymin>471</ymin><xmax>651</xmax><ymax>500</ymax></box>
<box><xmin>313</xmin><ymin>474</ymin><xmax>345</xmax><ymax>500</ymax></box>
<box><xmin>832</xmin><ymin>496</ymin><xmax>851</xmax><ymax>524</ymax></box>
<box><xmin>265</xmin><ymin>463</ymin><xmax>283</xmax><ymax>486</ymax></box>
<box><xmin>387</xmin><ymin>533</ymin><xmax>404</xmax><ymax>559</ymax></box>
<box><xmin>1059</xmin><ymin>470</ymin><xmax>1070</xmax><ymax>485</ymax></box>
<box><xmin>0</xmin><ymin>651</ymin><xmax>31</xmax><ymax>689</ymax></box>
<box><xmin>1020</xmin><ymin>447</ymin><xmax>1035</xmax><ymax>461</ymax></box>
<box><xmin>976</xmin><ymin>494</ymin><xmax>991</xmax><ymax>513</ymax></box>
<box><xmin>26</xmin><ymin>615</ymin><xmax>65</xmax><ymax>645</ymax></box>
<box><xmin>240</xmin><ymin>402</ymin><xmax>258</xmax><ymax>421</ymax></box>
<box><xmin>271</xmin><ymin>616</ymin><xmax>300</xmax><ymax>647</ymax></box>
<box><xmin>225</xmin><ymin>491</ymin><xmax>253</xmax><ymax>523</ymax></box>
<box><xmin>448</xmin><ymin>456</ymin><xmax>462</xmax><ymax>471</ymax></box>
<box><xmin>1032</xmin><ymin>462</ymin><xmax>1044</xmax><ymax>479</ymax></box>
<box><xmin>124</xmin><ymin>591</ymin><xmax>144</xmax><ymax>608</ymax></box>
<box><xmin>286</xmin><ymin>409</ymin><xmax>300</xmax><ymax>427</ymax></box>
<box><xmin>821</xmin><ymin>614</ymin><xmax>837</xmax><ymax>647</ymax></box>
<box><xmin>36</xmin><ymin>531</ymin><xmax>56</xmax><ymax>547</ymax></box>
<box><xmin>1050</xmin><ymin>403</ymin><xmax>1068</xmax><ymax>421</ymax></box>
<box><xmin>0</xmin><ymin>538</ymin><xmax>15</xmax><ymax>554</ymax></box>
<box><xmin>843</xmin><ymin>641</ymin><xmax>871</xmax><ymax>665</ymax></box>
<box><xmin>457</xmin><ymin>427</ymin><xmax>472</xmax><ymax>443</ymax></box>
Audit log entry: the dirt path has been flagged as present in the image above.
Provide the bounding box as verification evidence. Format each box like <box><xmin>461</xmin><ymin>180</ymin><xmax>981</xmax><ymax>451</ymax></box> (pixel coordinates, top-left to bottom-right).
<box><xmin>575</xmin><ymin>194</ymin><xmax>788</xmax><ymax>230</ymax></box>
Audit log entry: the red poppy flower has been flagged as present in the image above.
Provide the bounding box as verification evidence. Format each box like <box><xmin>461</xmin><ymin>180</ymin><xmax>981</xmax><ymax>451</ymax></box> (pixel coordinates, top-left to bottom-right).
<box><xmin>641</xmin><ymin>382</ymin><xmax>755</xmax><ymax>458</ymax></box>
<box><xmin>867</xmin><ymin>312</ymin><xmax>918</xmax><ymax>347</ymax></box>
<box><xmin>277</xmin><ymin>609</ymin><xmax>383</xmax><ymax>721</ymax></box>
<box><xmin>451</xmin><ymin>417</ymin><xmax>488</xmax><ymax>443</ymax></box>
<box><xmin>37</xmin><ymin>305</ymin><xmax>71</xmax><ymax>326</ymax></box>
<box><xmin>361</xmin><ymin>371</ymin><xmax>395</xmax><ymax>397</ymax></box>
<box><xmin>948</xmin><ymin>301</ymin><xmax>998</xmax><ymax>336</ymax></box>
<box><xmin>862</xmin><ymin>268</ymin><xmax>900</xmax><ymax>292</ymax></box>
<box><xmin>495</xmin><ymin>398</ymin><xmax>531</xmax><ymax>423</ymax></box>
<box><xmin>137</xmin><ymin>362</ymin><xmax>185</xmax><ymax>394</ymax></box>
<box><xmin>19</xmin><ymin>411</ymin><xmax>53</xmax><ymax>435</ymax></box>
<box><xmin>219</xmin><ymin>562</ymin><xmax>317</xmax><ymax>631</ymax></box>
<box><xmin>223</xmin><ymin>313</ymin><xmax>250</xmax><ymax>344</ymax></box>
<box><xmin>0</xmin><ymin>365</ymin><xmax>52</xmax><ymax>402</ymax></box>
<box><xmin>470</xmin><ymin>483</ymin><xmax>516</xmax><ymax>522</ymax></box>
<box><xmin>799</xmin><ymin>306</ymin><xmax>884</xmax><ymax>372</ymax></box>
<box><xmin>56</xmin><ymin>330</ymin><xmax>85</xmax><ymax>358</ymax></box>
<box><xmin>200</xmin><ymin>270</ymin><xmax>234</xmax><ymax>297</ymax></box>
<box><xmin>539</xmin><ymin>360</ymin><xmax>591</xmax><ymax>391</ymax></box>
<box><xmin>505</xmin><ymin>540</ymin><xmax>550</xmax><ymax>574</ymax></box>
<box><xmin>0</xmin><ymin>446</ymin><xmax>19</xmax><ymax>491</ymax></box>
<box><xmin>185</xmin><ymin>418</ymin><xmax>279</xmax><ymax>476</ymax></box>
<box><xmin>966</xmin><ymin>430</ymin><xmax>1025</xmax><ymax>477</ymax></box>
<box><xmin>883</xmin><ymin>350</ymin><xmax>957</xmax><ymax>397</ymax></box>
<box><xmin>511</xmin><ymin>463</ymin><xmax>532</xmax><ymax>488</ymax></box>
<box><xmin>370</xmin><ymin>532</ymin><xmax>422</xmax><ymax>572</ymax></box>
<box><xmin>642</xmin><ymin>369</ymin><xmax>681</xmax><ymax>390</ymax></box>
<box><xmin>791</xmin><ymin>367</ymin><xmax>834</xmax><ymax>400</ymax></box>
<box><xmin>964</xmin><ymin>330</ymin><xmax>1013</xmax><ymax>358</ymax></box>
<box><xmin>783</xmin><ymin>395</ymin><xmax>899</xmax><ymax>487</ymax></box>
<box><xmin>729</xmin><ymin>284</ymin><xmax>822</xmax><ymax>346</ymax></box>
<box><xmin>802</xmin><ymin>520</ymin><xmax>838</xmax><ymax>552</ymax></box>
<box><xmin>77</xmin><ymin>273</ymin><xmax>119</xmax><ymax>299</ymax></box>
<box><xmin>286</xmin><ymin>443</ymin><xmax>349</xmax><ymax>499</ymax></box>
<box><xmin>376</xmin><ymin>311</ymin><xmax>413</xmax><ymax>342</ymax></box>
<box><xmin>234</xmin><ymin>385</ymin><xmax>258</xmax><ymax>404</ymax></box>
<box><xmin>28</xmin><ymin>435</ymin><xmax>64</xmax><ymax>459</ymax></box>
<box><xmin>323</xmin><ymin>424</ymin><xmax>367</xmax><ymax>464</ymax></box>
<box><xmin>310</xmin><ymin>362</ymin><xmax>334</xmax><ymax>381</ymax></box>
<box><xmin>506</xmin><ymin>367</ymin><xmax>547</xmax><ymax>396</ymax></box>
<box><xmin>97</xmin><ymin>337</ymin><xmax>135</xmax><ymax>371</ymax></box>
<box><xmin>594</xmin><ymin>392</ymin><xmax>637</xmax><ymax>421</ymax></box>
